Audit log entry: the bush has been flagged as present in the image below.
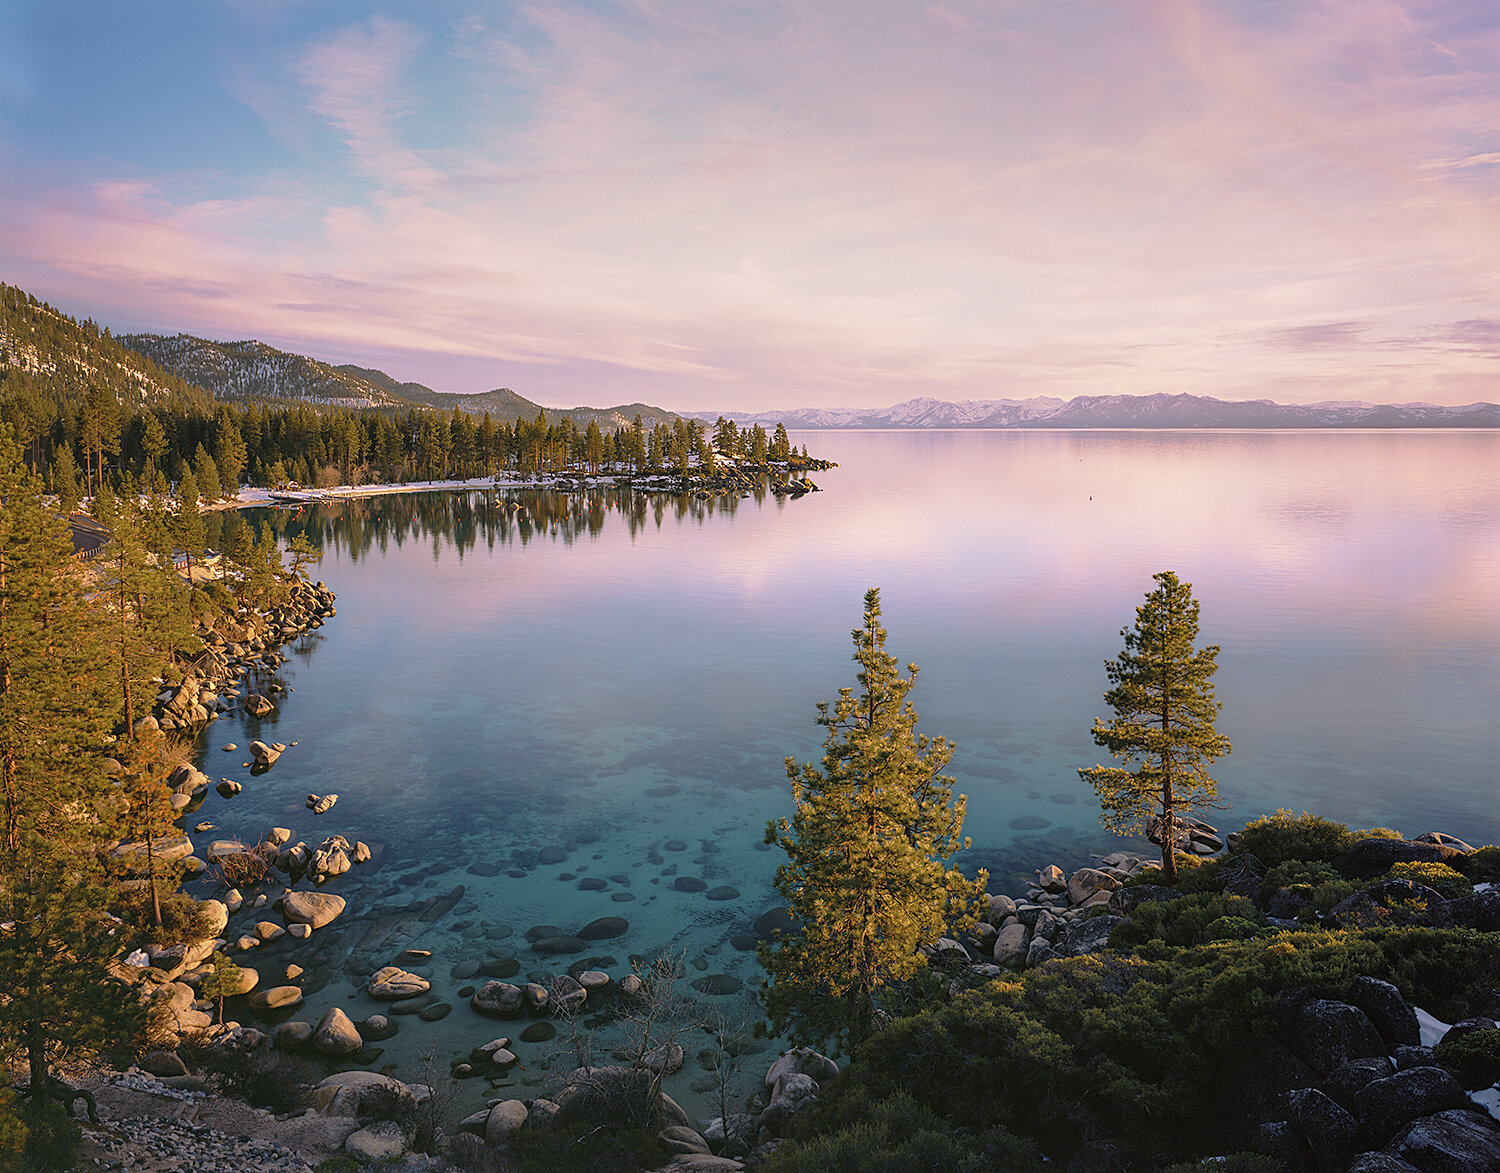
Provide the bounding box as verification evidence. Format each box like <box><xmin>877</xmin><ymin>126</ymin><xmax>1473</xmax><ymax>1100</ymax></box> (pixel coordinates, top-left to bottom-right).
<box><xmin>112</xmin><ymin>887</ymin><xmax>218</xmax><ymax>946</ymax></box>
<box><xmin>1349</xmin><ymin>826</ymin><xmax>1404</xmax><ymax>842</ymax></box>
<box><xmin>1112</xmin><ymin>893</ymin><xmax>1263</xmax><ymax>949</ymax></box>
<box><xmin>1234</xmin><ymin>811</ymin><xmax>1352</xmax><ymax>868</ymax></box>
<box><xmin>1434</xmin><ymin>1027</ymin><xmax>1500</xmax><ymax>1090</ymax></box>
<box><xmin>756</xmin><ymin>1089</ymin><xmax>1044</xmax><ymax>1173</ymax></box>
<box><xmin>12</xmin><ymin>1102</ymin><xmax>79</xmax><ymax>1173</ymax></box>
<box><xmin>1257</xmin><ymin>859</ymin><xmax>1340</xmax><ymax>907</ymax></box>
<box><xmin>0</xmin><ymin>1091</ymin><xmax>26</xmax><ymax>1173</ymax></box>
<box><xmin>1458</xmin><ymin>845</ymin><xmax>1500</xmax><ymax>883</ymax></box>
<box><xmin>1160</xmin><ymin>1156</ymin><xmax>1286</xmax><ymax>1173</ymax></box>
<box><xmin>502</xmin><ymin>1126</ymin><xmax>664</xmax><ymax>1172</ymax></box>
<box><xmin>1388</xmin><ymin>861</ymin><xmax>1473</xmax><ymax>900</ymax></box>
<box><xmin>186</xmin><ymin>1042</ymin><xmax>316</xmax><ymax>1113</ymax></box>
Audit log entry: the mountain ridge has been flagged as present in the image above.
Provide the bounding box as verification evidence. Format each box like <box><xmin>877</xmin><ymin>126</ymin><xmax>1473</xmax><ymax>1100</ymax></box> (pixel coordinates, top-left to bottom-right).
<box><xmin>684</xmin><ymin>392</ymin><xmax>1500</xmax><ymax>429</ymax></box>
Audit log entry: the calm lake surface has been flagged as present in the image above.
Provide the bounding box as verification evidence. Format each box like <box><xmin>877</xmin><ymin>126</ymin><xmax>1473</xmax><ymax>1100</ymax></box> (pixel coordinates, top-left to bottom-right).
<box><xmin>193</xmin><ymin>428</ymin><xmax>1500</xmax><ymax>1109</ymax></box>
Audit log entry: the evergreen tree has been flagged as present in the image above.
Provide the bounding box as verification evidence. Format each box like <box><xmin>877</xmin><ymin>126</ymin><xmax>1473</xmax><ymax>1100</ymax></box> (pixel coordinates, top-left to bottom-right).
<box><xmin>193</xmin><ymin>442</ymin><xmax>221</xmax><ymax>503</ymax></box>
<box><xmin>763</xmin><ymin>588</ymin><xmax>983</xmax><ymax>1052</ymax></box>
<box><xmin>138</xmin><ymin>410</ymin><xmax>168</xmax><ymax>474</ymax></box>
<box><xmin>0</xmin><ymin>845</ymin><xmax>143</xmax><ymax>1125</ymax></box>
<box><xmin>198</xmin><ymin>950</ymin><xmax>245</xmax><ymax>1023</ymax></box>
<box><xmin>49</xmin><ymin>443</ymin><xmax>82</xmax><ymax>514</ymax></box>
<box><xmin>173</xmin><ymin>469</ymin><xmax>206</xmax><ymax>597</ymax></box>
<box><xmin>1079</xmin><ymin>571</ymin><xmax>1232</xmax><ymax>884</ymax></box>
<box><xmin>0</xmin><ymin>431</ymin><xmax>113</xmax><ymax>854</ymax></box>
<box><xmin>113</xmin><ymin>731</ymin><xmax>179</xmax><ymax>929</ymax></box>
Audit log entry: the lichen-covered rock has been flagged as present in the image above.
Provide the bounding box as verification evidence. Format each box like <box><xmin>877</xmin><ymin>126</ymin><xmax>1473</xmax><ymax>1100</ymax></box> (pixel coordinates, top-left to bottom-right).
<box><xmin>1389</xmin><ymin>1108</ymin><xmax>1500</xmax><ymax>1171</ymax></box>
<box><xmin>1351</xmin><ymin>1067</ymin><xmax>1470</xmax><ymax>1146</ymax></box>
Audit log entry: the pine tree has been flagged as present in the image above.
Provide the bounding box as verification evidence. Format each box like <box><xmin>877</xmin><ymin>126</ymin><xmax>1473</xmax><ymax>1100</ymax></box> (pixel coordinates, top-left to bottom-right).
<box><xmin>1079</xmin><ymin>571</ymin><xmax>1232</xmax><ymax>884</ymax></box>
<box><xmin>0</xmin><ymin>843</ymin><xmax>144</xmax><ymax>1118</ymax></box>
<box><xmin>193</xmin><ymin>442</ymin><xmax>221</xmax><ymax>503</ymax></box>
<box><xmin>173</xmin><ymin>469</ymin><xmax>205</xmax><ymax>600</ymax></box>
<box><xmin>763</xmin><ymin>588</ymin><xmax>983</xmax><ymax>1052</ymax></box>
<box><xmin>49</xmin><ymin>443</ymin><xmax>82</xmax><ymax>515</ymax></box>
<box><xmin>0</xmin><ymin>430</ymin><xmax>113</xmax><ymax>854</ymax></box>
<box><xmin>197</xmin><ymin>950</ymin><xmax>245</xmax><ymax>1023</ymax></box>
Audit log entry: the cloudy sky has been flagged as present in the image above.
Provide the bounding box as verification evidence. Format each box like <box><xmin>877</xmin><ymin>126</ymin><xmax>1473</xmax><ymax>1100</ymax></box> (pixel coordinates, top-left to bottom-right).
<box><xmin>2</xmin><ymin>1</ymin><xmax>1497</xmax><ymax>411</ymax></box>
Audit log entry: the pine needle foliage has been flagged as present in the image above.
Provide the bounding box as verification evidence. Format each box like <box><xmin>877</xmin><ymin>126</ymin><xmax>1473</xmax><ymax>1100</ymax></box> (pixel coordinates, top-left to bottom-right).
<box><xmin>1079</xmin><ymin>571</ymin><xmax>1231</xmax><ymax>883</ymax></box>
<box><xmin>763</xmin><ymin>588</ymin><xmax>983</xmax><ymax>1053</ymax></box>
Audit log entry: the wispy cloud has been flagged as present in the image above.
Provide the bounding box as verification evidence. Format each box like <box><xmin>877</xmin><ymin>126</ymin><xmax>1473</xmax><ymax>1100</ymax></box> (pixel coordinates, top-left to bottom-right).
<box><xmin>2</xmin><ymin>0</ymin><xmax>1498</xmax><ymax>408</ymax></box>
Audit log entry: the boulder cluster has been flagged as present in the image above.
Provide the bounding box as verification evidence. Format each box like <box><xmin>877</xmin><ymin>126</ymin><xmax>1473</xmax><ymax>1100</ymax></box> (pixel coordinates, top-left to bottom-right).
<box><xmin>451</xmin><ymin>1043</ymin><xmax>839</xmax><ymax>1170</ymax></box>
<box><xmin>146</xmin><ymin>580</ymin><xmax>336</xmax><ymax>735</ymax></box>
<box><xmin>1256</xmin><ymin>978</ymin><xmax>1500</xmax><ymax>1170</ymax></box>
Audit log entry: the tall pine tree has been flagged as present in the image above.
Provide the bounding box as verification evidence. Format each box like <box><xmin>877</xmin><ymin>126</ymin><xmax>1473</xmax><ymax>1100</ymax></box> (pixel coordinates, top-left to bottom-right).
<box><xmin>1079</xmin><ymin>571</ymin><xmax>1232</xmax><ymax>884</ymax></box>
<box><xmin>763</xmin><ymin>589</ymin><xmax>983</xmax><ymax>1052</ymax></box>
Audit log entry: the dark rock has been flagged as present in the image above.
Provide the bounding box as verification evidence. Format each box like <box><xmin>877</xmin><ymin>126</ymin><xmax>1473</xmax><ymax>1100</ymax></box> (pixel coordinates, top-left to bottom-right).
<box><xmin>1344</xmin><ymin>1155</ymin><xmax>1422</xmax><ymax>1172</ymax></box>
<box><xmin>1266</xmin><ymin>887</ymin><xmax>1313</xmax><ymax>919</ymax></box>
<box><xmin>531</xmin><ymin>936</ymin><xmax>587</xmax><ymax>955</ymax></box>
<box><xmin>1392</xmin><ymin>1045</ymin><xmax>1439</xmax><ymax>1071</ymax></box>
<box><xmin>521</xmin><ymin>1022</ymin><xmax>556</xmax><ymax>1043</ymax></box>
<box><xmin>578</xmin><ymin>877</ymin><xmax>607</xmax><ymax>891</ymax></box>
<box><xmin>1325</xmin><ymin>879</ymin><xmax>1446</xmax><ymax>929</ymax></box>
<box><xmin>754</xmin><ymin>907</ymin><xmax>797</xmax><ymax>940</ymax></box>
<box><xmin>691</xmin><ymin>974</ymin><xmax>744</xmax><ymax>995</ymax></box>
<box><xmin>1352</xmin><ymin>1067</ymin><xmax>1470</xmax><ymax>1146</ymax></box>
<box><xmin>1107</xmin><ymin>885</ymin><xmax>1182</xmax><ymax>915</ymax></box>
<box><xmin>673</xmin><ymin>877</ymin><xmax>707</xmax><ymax>892</ymax></box>
<box><xmin>1336</xmin><ymin>838</ymin><xmax>1463</xmax><ymax>878</ymax></box>
<box><xmin>705</xmin><ymin>886</ymin><xmax>740</xmax><ymax>901</ymax></box>
<box><xmin>1056</xmin><ymin>915</ymin><xmax>1122</xmax><ymax>957</ymax></box>
<box><xmin>577</xmin><ymin>917</ymin><xmax>629</xmax><ymax>940</ymax></box>
<box><xmin>1286</xmin><ymin>1086</ymin><xmax>1357</xmax><ymax>1170</ymax></box>
<box><xmin>537</xmin><ymin>846</ymin><xmax>568</xmax><ymax>865</ymax></box>
<box><xmin>1253</xmin><ymin>1120</ymin><xmax>1311</xmax><ymax>1169</ymax></box>
<box><xmin>1347</xmin><ymin>976</ymin><xmax>1421</xmax><ymax>1047</ymax></box>
<box><xmin>480</xmin><ymin>958</ymin><xmax>521</xmax><ymax>979</ymax></box>
<box><xmin>525</xmin><ymin>924</ymin><xmax>567</xmax><ymax>941</ymax></box>
<box><xmin>1321</xmin><ymin>1056</ymin><xmax>1395</xmax><ymax>1109</ymax></box>
<box><xmin>419</xmin><ymin>1001</ymin><xmax>452</xmax><ymax>1021</ymax></box>
<box><xmin>730</xmin><ymin>935</ymin><xmax>759</xmax><ymax>951</ymax></box>
<box><xmin>1389</xmin><ymin>1108</ymin><xmax>1500</xmax><ymax>1173</ymax></box>
<box><xmin>1290</xmin><ymin>998</ymin><xmax>1387</xmax><ymax>1077</ymax></box>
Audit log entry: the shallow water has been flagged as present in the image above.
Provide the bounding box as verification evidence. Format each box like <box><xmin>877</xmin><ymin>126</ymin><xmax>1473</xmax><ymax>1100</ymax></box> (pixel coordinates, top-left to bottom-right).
<box><xmin>187</xmin><ymin>428</ymin><xmax>1500</xmax><ymax>1118</ymax></box>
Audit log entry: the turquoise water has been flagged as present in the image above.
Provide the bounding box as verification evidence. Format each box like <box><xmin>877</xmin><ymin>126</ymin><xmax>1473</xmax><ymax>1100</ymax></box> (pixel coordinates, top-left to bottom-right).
<box><xmin>188</xmin><ymin>429</ymin><xmax>1500</xmax><ymax>1114</ymax></box>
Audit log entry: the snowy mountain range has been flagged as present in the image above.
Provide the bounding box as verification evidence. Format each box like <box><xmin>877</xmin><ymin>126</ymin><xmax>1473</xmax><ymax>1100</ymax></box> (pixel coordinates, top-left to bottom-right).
<box><xmin>686</xmin><ymin>393</ymin><xmax>1500</xmax><ymax>429</ymax></box>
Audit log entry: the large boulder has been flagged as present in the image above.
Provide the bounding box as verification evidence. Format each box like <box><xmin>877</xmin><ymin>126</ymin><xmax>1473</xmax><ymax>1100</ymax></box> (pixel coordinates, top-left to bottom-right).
<box><xmin>345</xmin><ymin>1120</ymin><xmax>408</xmax><ymax>1162</ymax></box>
<box><xmin>313</xmin><ymin>1007</ymin><xmax>363</xmax><ymax>1055</ymax></box>
<box><xmin>471</xmin><ymin>981</ymin><xmax>525</xmax><ymax>1018</ymax></box>
<box><xmin>1351</xmin><ymin>1067</ymin><xmax>1471</xmax><ymax>1145</ymax></box>
<box><xmin>248</xmin><ymin>986</ymin><xmax>303</xmax><ymax>1012</ymax></box>
<box><xmin>1285</xmin><ymin>1087</ymin><xmax>1357</xmax><ymax>1170</ymax></box>
<box><xmin>992</xmin><ymin>922</ymin><xmax>1030</xmax><ymax>967</ymax></box>
<box><xmin>1346</xmin><ymin>976</ymin><xmax>1420</xmax><ymax>1048</ymax></box>
<box><xmin>764</xmin><ymin>1047</ymin><xmax>838</xmax><ymax>1091</ymax></box>
<box><xmin>758</xmin><ymin>1072</ymin><xmax>818</xmax><ymax>1137</ymax></box>
<box><xmin>485</xmin><ymin>1100</ymin><xmax>528</xmax><ymax>1143</ymax></box>
<box><xmin>1066</xmin><ymin>867</ymin><xmax>1120</xmax><ymax>906</ymax></box>
<box><xmin>1388</xmin><ymin>1108</ymin><xmax>1500</xmax><ymax>1171</ymax></box>
<box><xmin>1057</xmin><ymin>914</ymin><xmax>1122</xmax><ymax>958</ymax></box>
<box><xmin>368</xmin><ymin>966</ymin><xmax>431</xmax><ymax>1000</ymax></box>
<box><xmin>1290</xmin><ymin>998</ymin><xmax>1387</xmax><ymax>1077</ymax></box>
<box><xmin>281</xmin><ymin>890</ymin><xmax>346</xmax><ymax>930</ymax></box>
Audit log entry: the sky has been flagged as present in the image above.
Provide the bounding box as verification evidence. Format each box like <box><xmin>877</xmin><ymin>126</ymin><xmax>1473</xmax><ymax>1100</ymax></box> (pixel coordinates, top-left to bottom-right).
<box><xmin>2</xmin><ymin>1</ymin><xmax>1498</xmax><ymax>412</ymax></box>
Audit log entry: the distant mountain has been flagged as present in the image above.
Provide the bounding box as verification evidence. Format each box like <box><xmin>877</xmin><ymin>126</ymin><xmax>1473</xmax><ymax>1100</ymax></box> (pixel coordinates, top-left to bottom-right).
<box><xmin>688</xmin><ymin>392</ymin><xmax>1500</xmax><ymax>429</ymax></box>
<box><xmin>119</xmin><ymin>334</ymin><xmax>413</xmax><ymax>408</ymax></box>
<box><xmin>0</xmin><ymin>284</ymin><xmax>214</xmax><ymax>413</ymax></box>
<box><xmin>113</xmin><ymin>332</ymin><xmax>679</xmax><ymax>428</ymax></box>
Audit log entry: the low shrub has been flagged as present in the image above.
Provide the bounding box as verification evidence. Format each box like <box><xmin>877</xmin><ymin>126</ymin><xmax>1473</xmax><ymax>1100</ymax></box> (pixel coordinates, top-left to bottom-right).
<box><xmin>0</xmin><ymin>1090</ymin><xmax>26</xmax><ymax>1173</ymax></box>
<box><xmin>1434</xmin><ymin>1027</ymin><xmax>1500</xmax><ymax>1090</ymax></box>
<box><xmin>756</xmin><ymin>1089</ymin><xmax>1044</xmax><ymax>1173</ymax></box>
<box><xmin>1160</xmin><ymin>1156</ymin><xmax>1286</xmax><ymax>1173</ymax></box>
<box><xmin>112</xmin><ymin>887</ymin><xmax>219</xmax><ymax>946</ymax></box>
<box><xmin>1112</xmin><ymin>893</ymin><xmax>1263</xmax><ymax>949</ymax></box>
<box><xmin>502</xmin><ymin>1125</ymin><xmax>664</xmax><ymax>1172</ymax></box>
<box><xmin>186</xmin><ymin>1042</ymin><xmax>316</xmax><ymax>1114</ymax></box>
<box><xmin>12</xmin><ymin>1101</ymin><xmax>79</xmax><ymax>1172</ymax></box>
<box><xmin>1234</xmin><ymin>810</ymin><xmax>1352</xmax><ymax>868</ymax></box>
<box><xmin>1388</xmin><ymin>861</ymin><xmax>1472</xmax><ymax>900</ymax></box>
<box><xmin>1458</xmin><ymin>845</ymin><xmax>1500</xmax><ymax>882</ymax></box>
<box><xmin>1348</xmin><ymin>826</ymin><xmax>1404</xmax><ymax>841</ymax></box>
<box><xmin>1257</xmin><ymin>860</ymin><xmax>1341</xmax><ymax>908</ymax></box>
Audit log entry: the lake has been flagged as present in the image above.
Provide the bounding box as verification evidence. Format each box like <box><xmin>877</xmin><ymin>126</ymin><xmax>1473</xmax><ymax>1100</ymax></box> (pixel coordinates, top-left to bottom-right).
<box><xmin>191</xmin><ymin>428</ymin><xmax>1500</xmax><ymax>1112</ymax></box>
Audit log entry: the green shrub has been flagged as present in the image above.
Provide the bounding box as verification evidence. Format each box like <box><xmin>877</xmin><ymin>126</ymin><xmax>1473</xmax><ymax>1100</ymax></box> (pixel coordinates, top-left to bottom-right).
<box><xmin>0</xmin><ymin>1091</ymin><xmax>27</xmax><ymax>1173</ymax></box>
<box><xmin>1348</xmin><ymin>826</ymin><xmax>1404</xmax><ymax>842</ymax></box>
<box><xmin>1434</xmin><ymin>1028</ymin><xmax>1500</xmax><ymax>1090</ymax></box>
<box><xmin>503</xmin><ymin>1126</ymin><xmax>663</xmax><ymax>1172</ymax></box>
<box><xmin>757</xmin><ymin>1090</ymin><xmax>1044</xmax><ymax>1173</ymax></box>
<box><xmin>312</xmin><ymin>1159</ymin><xmax>362</xmax><ymax>1173</ymax></box>
<box><xmin>1257</xmin><ymin>860</ymin><xmax>1341</xmax><ymax>907</ymax></box>
<box><xmin>1458</xmin><ymin>845</ymin><xmax>1500</xmax><ymax>882</ymax></box>
<box><xmin>16</xmin><ymin>1102</ymin><xmax>79</xmax><ymax>1172</ymax></box>
<box><xmin>1160</xmin><ymin>1156</ymin><xmax>1286</xmax><ymax>1173</ymax></box>
<box><xmin>186</xmin><ymin>1043</ymin><xmax>316</xmax><ymax>1114</ymax></box>
<box><xmin>1112</xmin><ymin>893</ymin><xmax>1263</xmax><ymax>949</ymax></box>
<box><xmin>1234</xmin><ymin>810</ymin><xmax>1351</xmax><ymax>868</ymax></box>
<box><xmin>1311</xmin><ymin>878</ymin><xmax>1368</xmax><ymax>915</ymax></box>
<box><xmin>1203</xmin><ymin>916</ymin><xmax>1261</xmax><ymax>942</ymax></box>
<box><xmin>1389</xmin><ymin>861</ymin><xmax>1473</xmax><ymax>900</ymax></box>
